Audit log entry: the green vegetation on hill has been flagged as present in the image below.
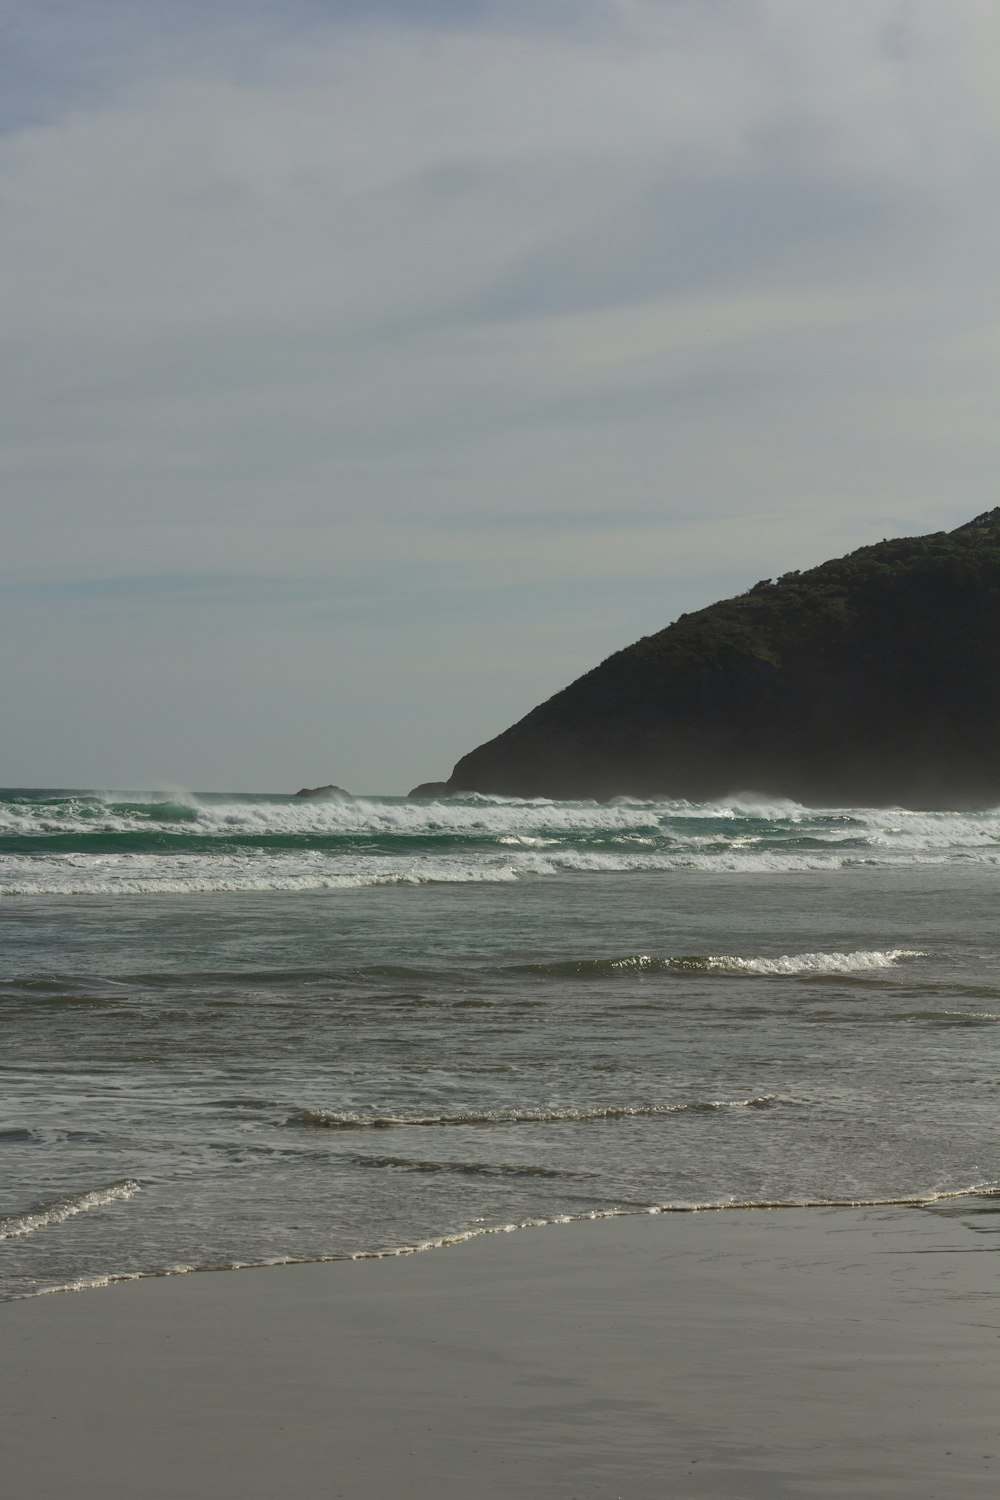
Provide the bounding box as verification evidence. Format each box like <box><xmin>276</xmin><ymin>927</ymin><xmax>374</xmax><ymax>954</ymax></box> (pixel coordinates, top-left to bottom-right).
<box><xmin>446</xmin><ymin>512</ymin><xmax>1000</xmax><ymax>807</ymax></box>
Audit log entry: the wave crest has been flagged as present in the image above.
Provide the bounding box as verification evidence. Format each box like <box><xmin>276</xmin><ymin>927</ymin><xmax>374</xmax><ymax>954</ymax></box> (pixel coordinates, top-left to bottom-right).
<box><xmin>525</xmin><ymin>949</ymin><xmax>925</xmax><ymax>979</ymax></box>
<box><xmin>288</xmin><ymin>1097</ymin><xmax>780</xmax><ymax>1131</ymax></box>
<box><xmin>0</xmin><ymin>1179</ymin><xmax>140</xmax><ymax>1241</ymax></box>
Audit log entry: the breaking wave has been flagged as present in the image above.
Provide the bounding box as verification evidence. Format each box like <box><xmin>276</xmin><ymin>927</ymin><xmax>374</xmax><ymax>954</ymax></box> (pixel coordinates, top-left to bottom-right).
<box><xmin>524</xmin><ymin>949</ymin><xmax>926</xmax><ymax>978</ymax></box>
<box><xmin>0</xmin><ymin>790</ymin><xmax>824</xmax><ymax>840</ymax></box>
<box><xmin>0</xmin><ymin>1180</ymin><xmax>140</xmax><ymax>1241</ymax></box>
<box><xmin>3</xmin><ymin>787</ymin><xmax>1000</xmax><ymax>895</ymax></box>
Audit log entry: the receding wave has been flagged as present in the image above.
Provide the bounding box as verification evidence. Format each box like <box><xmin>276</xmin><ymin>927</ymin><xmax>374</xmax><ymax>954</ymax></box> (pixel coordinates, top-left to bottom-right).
<box><xmin>341</xmin><ymin>1183</ymin><xmax>1000</xmax><ymax>1264</ymax></box>
<box><xmin>524</xmin><ymin>949</ymin><xmax>926</xmax><ymax>978</ymax></box>
<box><xmin>650</xmin><ymin>1185</ymin><xmax>1000</xmax><ymax>1211</ymax></box>
<box><xmin>0</xmin><ymin>1179</ymin><xmax>140</xmax><ymax>1241</ymax></box>
<box><xmin>19</xmin><ymin>1182</ymin><xmax>1000</xmax><ymax>1299</ymax></box>
<box><xmin>288</xmin><ymin>1097</ymin><xmax>781</xmax><ymax>1131</ymax></box>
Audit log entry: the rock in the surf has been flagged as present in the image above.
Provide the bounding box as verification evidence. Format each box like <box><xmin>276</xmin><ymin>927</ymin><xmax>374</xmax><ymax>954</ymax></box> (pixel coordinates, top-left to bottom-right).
<box><xmin>294</xmin><ymin>784</ymin><xmax>352</xmax><ymax>799</ymax></box>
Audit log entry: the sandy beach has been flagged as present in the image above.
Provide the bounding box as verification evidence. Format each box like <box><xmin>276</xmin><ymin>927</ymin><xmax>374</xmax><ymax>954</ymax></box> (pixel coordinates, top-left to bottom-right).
<box><xmin>2</xmin><ymin>1205</ymin><xmax>998</xmax><ymax>1499</ymax></box>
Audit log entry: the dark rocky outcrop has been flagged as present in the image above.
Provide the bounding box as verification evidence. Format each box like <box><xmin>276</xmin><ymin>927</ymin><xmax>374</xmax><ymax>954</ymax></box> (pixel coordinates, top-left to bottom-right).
<box><xmin>294</xmin><ymin>784</ymin><xmax>352</xmax><ymax>799</ymax></box>
<box><xmin>444</xmin><ymin>511</ymin><xmax>1000</xmax><ymax>808</ymax></box>
<box><xmin>407</xmin><ymin>781</ymin><xmax>453</xmax><ymax>799</ymax></box>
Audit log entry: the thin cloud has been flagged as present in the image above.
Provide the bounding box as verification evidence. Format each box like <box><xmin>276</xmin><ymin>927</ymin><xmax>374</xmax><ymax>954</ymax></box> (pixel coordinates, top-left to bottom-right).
<box><xmin>1</xmin><ymin>0</ymin><xmax>998</xmax><ymax>786</ymax></box>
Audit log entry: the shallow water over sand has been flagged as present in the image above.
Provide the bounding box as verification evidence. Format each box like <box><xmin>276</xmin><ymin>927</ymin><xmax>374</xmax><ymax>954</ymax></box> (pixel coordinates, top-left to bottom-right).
<box><xmin>3</xmin><ymin>789</ymin><xmax>1000</xmax><ymax>1298</ymax></box>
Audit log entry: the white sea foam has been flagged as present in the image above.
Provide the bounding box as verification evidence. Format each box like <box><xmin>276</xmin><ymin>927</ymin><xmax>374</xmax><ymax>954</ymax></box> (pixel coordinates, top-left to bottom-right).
<box><xmin>0</xmin><ymin>1180</ymin><xmax>140</xmax><ymax>1241</ymax></box>
<box><xmin>700</xmin><ymin>948</ymin><xmax>926</xmax><ymax>976</ymax></box>
<box><xmin>0</xmin><ymin>851</ymin><xmax>526</xmax><ymax>895</ymax></box>
<box><xmin>0</xmin><ymin>793</ymin><xmax>681</xmax><ymax>839</ymax></box>
<box><xmin>4</xmin><ymin>840</ymin><xmax>1000</xmax><ymax>895</ymax></box>
<box><xmin>539</xmin><ymin>950</ymin><xmax>924</xmax><ymax>977</ymax></box>
<box><xmin>4</xmin><ymin>790</ymin><xmax>1000</xmax><ymax>895</ymax></box>
<box><xmin>3</xmin><ymin>790</ymin><xmax>999</xmax><ymax>844</ymax></box>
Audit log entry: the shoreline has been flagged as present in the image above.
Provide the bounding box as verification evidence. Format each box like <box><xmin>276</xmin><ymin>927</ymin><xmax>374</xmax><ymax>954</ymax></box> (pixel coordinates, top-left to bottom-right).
<box><xmin>12</xmin><ymin>1186</ymin><xmax>998</xmax><ymax>1302</ymax></box>
<box><xmin>3</xmin><ymin>1205</ymin><xmax>998</xmax><ymax>1498</ymax></box>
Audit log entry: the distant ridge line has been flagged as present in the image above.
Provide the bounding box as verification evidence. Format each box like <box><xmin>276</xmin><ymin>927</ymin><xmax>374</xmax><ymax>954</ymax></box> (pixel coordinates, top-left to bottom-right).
<box><xmin>438</xmin><ymin>515</ymin><xmax>1000</xmax><ymax>809</ymax></box>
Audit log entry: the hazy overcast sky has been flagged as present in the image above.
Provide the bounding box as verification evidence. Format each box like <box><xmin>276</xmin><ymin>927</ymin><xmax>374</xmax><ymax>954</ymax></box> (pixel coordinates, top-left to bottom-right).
<box><xmin>2</xmin><ymin>0</ymin><xmax>998</xmax><ymax>792</ymax></box>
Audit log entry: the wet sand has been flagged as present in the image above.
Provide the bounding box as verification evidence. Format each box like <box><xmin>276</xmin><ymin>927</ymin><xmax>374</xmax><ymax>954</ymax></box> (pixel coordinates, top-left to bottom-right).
<box><xmin>2</xmin><ymin>1206</ymin><xmax>998</xmax><ymax>1498</ymax></box>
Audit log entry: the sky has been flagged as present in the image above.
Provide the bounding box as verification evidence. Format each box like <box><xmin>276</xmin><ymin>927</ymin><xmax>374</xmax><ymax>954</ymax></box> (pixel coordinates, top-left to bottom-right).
<box><xmin>2</xmin><ymin>0</ymin><xmax>998</xmax><ymax>793</ymax></box>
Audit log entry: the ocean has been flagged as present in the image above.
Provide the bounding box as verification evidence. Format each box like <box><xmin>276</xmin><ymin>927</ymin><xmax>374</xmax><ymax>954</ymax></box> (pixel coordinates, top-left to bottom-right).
<box><xmin>3</xmin><ymin>786</ymin><xmax>1000</xmax><ymax>1301</ymax></box>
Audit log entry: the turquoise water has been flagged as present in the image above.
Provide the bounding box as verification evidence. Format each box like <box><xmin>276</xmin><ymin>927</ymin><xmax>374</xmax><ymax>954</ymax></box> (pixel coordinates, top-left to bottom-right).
<box><xmin>3</xmin><ymin>788</ymin><xmax>1000</xmax><ymax>1299</ymax></box>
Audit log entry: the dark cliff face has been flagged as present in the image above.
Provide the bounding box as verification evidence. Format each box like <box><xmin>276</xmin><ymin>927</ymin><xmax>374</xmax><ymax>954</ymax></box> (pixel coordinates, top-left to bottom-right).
<box><xmin>446</xmin><ymin>512</ymin><xmax>1000</xmax><ymax>808</ymax></box>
